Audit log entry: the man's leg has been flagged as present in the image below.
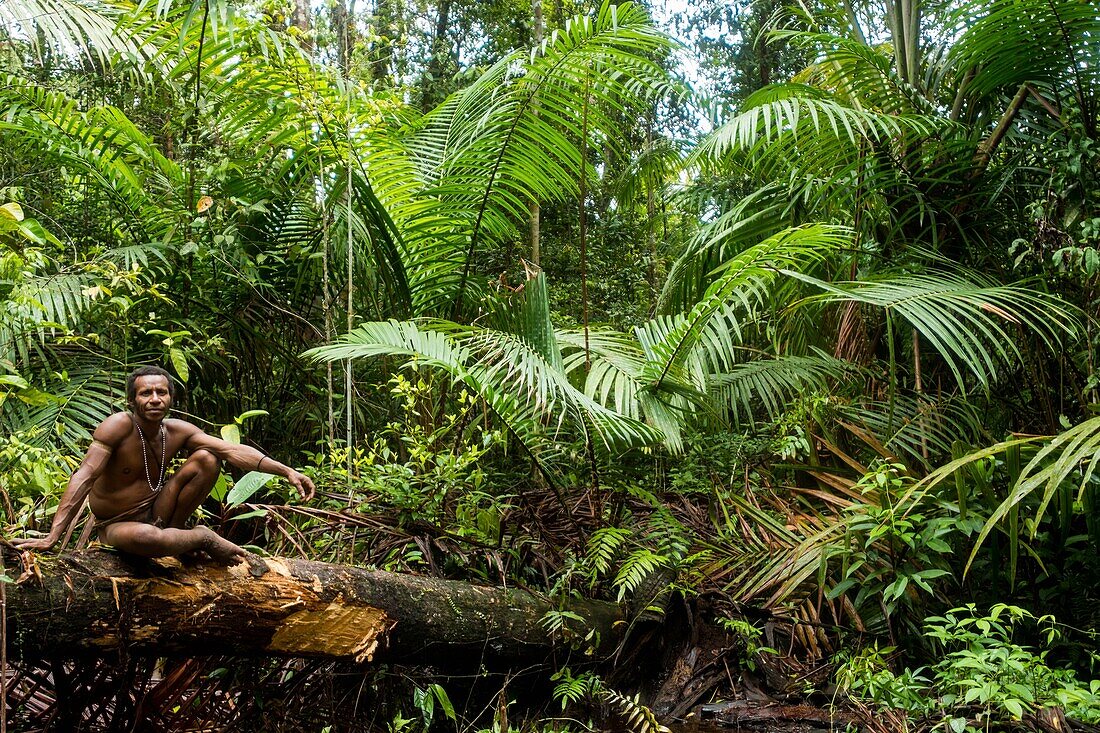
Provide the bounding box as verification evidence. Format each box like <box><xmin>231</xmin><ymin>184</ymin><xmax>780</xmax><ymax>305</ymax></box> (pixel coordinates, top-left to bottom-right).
<box><xmin>153</xmin><ymin>449</ymin><xmax>221</xmax><ymax>528</ymax></box>
<box><xmin>99</xmin><ymin>521</ymin><xmax>247</xmax><ymax>565</ymax></box>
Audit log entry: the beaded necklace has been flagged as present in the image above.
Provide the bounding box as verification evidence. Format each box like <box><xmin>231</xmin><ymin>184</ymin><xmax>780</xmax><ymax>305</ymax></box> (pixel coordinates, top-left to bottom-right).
<box><xmin>132</xmin><ymin>416</ymin><xmax>167</xmax><ymax>493</ymax></box>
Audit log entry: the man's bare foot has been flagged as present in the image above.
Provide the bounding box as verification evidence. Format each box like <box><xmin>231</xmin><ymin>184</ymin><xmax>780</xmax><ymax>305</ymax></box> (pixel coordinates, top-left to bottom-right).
<box><xmin>196</xmin><ymin>527</ymin><xmax>268</xmax><ymax>576</ymax></box>
<box><xmin>180</xmin><ymin>549</ymin><xmax>212</xmax><ymax>565</ymax></box>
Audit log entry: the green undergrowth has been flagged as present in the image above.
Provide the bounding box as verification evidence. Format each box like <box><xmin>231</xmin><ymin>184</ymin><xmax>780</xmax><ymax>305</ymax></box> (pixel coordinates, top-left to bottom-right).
<box><xmin>835</xmin><ymin>604</ymin><xmax>1100</xmax><ymax>732</ymax></box>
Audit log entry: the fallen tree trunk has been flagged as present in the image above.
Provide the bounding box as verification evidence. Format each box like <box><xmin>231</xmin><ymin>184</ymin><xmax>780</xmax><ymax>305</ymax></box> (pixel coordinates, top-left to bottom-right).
<box><xmin>2</xmin><ymin>548</ymin><xmax>624</xmax><ymax>668</ymax></box>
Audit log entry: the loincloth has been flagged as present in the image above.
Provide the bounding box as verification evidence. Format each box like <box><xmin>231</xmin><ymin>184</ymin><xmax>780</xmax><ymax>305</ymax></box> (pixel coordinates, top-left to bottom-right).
<box><xmin>93</xmin><ymin>493</ymin><xmax>163</xmax><ymax>537</ymax></box>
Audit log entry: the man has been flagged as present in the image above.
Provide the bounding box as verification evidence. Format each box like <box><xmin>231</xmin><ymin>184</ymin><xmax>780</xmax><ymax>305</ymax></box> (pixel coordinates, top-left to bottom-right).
<box><xmin>14</xmin><ymin>366</ymin><xmax>315</xmax><ymax>572</ymax></box>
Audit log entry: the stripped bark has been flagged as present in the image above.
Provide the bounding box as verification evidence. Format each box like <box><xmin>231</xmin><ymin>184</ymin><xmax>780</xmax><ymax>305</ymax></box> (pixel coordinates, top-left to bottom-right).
<box><xmin>3</xmin><ymin>549</ymin><xmax>625</xmax><ymax>668</ymax></box>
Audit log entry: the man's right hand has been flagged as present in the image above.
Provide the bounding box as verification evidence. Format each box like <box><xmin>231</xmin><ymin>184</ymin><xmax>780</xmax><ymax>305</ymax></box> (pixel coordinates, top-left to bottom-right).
<box><xmin>12</xmin><ymin>534</ymin><xmax>59</xmax><ymax>552</ymax></box>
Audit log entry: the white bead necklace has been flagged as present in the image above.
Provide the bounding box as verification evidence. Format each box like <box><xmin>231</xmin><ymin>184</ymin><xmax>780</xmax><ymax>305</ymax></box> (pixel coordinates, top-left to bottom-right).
<box><xmin>133</xmin><ymin>417</ymin><xmax>167</xmax><ymax>492</ymax></box>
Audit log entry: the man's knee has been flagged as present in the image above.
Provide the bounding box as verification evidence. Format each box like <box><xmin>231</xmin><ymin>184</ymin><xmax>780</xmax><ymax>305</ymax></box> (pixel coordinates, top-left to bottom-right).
<box><xmin>185</xmin><ymin>449</ymin><xmax>221</xmax><ymax>478</ymax></box>
<box><xmin>104</xmin><ymin>522</ymin><xmax>168</xmax><ymax>554</ymax></box>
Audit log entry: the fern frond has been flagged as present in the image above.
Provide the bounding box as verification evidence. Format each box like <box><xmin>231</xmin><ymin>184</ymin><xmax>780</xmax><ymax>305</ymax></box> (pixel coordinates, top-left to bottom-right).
<box><xmin>600</xmin><ymin>688</ymin><xmax>670</xmax><ymax>733</ymax></box>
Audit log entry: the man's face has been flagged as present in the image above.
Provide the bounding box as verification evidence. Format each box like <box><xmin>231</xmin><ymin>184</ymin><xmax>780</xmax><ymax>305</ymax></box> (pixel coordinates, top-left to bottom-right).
<box><xmin>132</xmin><ymin>375</ymin><xmax>172</xmax><ymax>421</ymax></box>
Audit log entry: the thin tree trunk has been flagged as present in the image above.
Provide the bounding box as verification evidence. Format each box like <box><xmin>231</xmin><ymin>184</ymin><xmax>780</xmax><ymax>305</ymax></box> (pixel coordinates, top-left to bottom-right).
<box><xmin>886</xmin><ymin>0</ymin><xmax>904</xmax><ymax>85</ymax></box>
<box><xmin>529</xmin><ymin>0</ymin><xmax>543</xmax><ymax>266</ymax></box>
<box><xmin>645</xmin><ymin>115</ymin><xmax>657</xmax><ymax>310</ymax></box>
<box><xmin>973</xmin><ymin>84</ymin><xmax>1030</xmax><ymax>173</ymax></box>
<box><xmin>346</xmin><ymin>151</ymin><xmax>354</xmax><ymax>485</ymax></box>
<box><xmin>422</xmin><ymin>0</ymin><xmax>452</xmax><ymax>111</ymax></box>
<box><xmin>186</xmin><ymin>0</ymin><xmax>210</xmax><ymax>215</ymax></box>
<box><xmin>321</xmin><ymin>167</ymin><xmax>335</xmax><ymax>444</ymax></box>
<box><xmin>579</xmin><ymin>74</ymin><xmax>591</xmax><ymax>367</ymax></box>
<box><xmin>331</xmin><ymin>0</ymin><xmax>353</xmax><ymax>73</ymax></box>
<box><xmin>904</xmin><ymin>0</ymin><xmax>919</xmax><ymax>87</ymax></box>
<box><xmin>842</xmin><ymin>0</ymin><xmax>868</xmax><ymax>45</ymax></box>
<box><xmin>292</xmin><ymin>0</ymin><xmax>313</xmax><ymax>52</ymax></box>
<box><xmin>913</xmin><ymin>328</ymin><xmax>928</xmax><ymax>461</ymax></box>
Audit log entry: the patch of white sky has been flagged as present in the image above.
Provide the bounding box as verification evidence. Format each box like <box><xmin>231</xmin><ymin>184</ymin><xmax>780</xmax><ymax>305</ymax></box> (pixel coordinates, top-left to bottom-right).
<box><xmin>652</xmin><ymin>0</ymin><xmax>744</xmax><ymax>118</ymax></box>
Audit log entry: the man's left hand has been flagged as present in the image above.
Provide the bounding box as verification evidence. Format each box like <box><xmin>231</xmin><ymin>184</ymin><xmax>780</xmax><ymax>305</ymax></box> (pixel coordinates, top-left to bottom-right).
<box><xmin>288</xmin><ymin>471</ymin><xmax>316</xmax><ymax>501</ymax></box>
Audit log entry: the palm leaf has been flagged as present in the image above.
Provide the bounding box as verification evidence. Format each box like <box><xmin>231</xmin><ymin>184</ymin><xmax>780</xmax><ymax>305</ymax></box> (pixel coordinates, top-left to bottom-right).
<box><xmin>641</xmin><ymin>224</ymin><xmax>849</xmax><ymax>391</ymax></box>
<box><xmin>709</xmin><ymin>351</ymin><xmax>855</xmax><ymax>426</ymax></box>
<box><xmin>962</xmin><ymin>416</ymin><xmax>1100</xmax><ymax>574</ymax></box>
<box><xmin>397</xmin><ymin>0</ymin><xmax>672</xmax><ymax>316</ymax></box>
<box><xmin>787</xmin><ymin>270</ymin><xmax>1080</xmax><ymax>390</ymax></box>
<box><xmin>0</xmin><ymin>0</ymin><xmax>142</xmax><ymax>61</ymax></box>
<box><xmin>1</xmin><ymin>357</ymin><xmax>125</xmax><ymax>453</ymax></box>
<box><xmin>947</xmin><ymin>0</ymin><xmax>1100</xmax><ymax>101</ymax></box>
<box><xmin>303</xmin><ymin>319</ymin><xmax>663</xmax><ymax>481</ymax></box>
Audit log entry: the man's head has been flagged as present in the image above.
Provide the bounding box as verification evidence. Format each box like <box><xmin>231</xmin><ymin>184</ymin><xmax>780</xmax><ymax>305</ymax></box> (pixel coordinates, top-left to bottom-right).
<box><xmin>126</xmin><ymin>366</ymin><xmax>175</xmax><ymax>416</ymax></box>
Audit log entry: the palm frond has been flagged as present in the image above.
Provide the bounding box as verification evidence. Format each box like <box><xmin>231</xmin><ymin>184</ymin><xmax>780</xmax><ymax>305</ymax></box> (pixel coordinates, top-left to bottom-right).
<box><xmin>641</xmin><ymin>224</ymin><xmax>849</xmax><ymax>391</ymax></box>
<box><xmin>0</xmin><ymin>0</ymin><xmax>141</xmax><ymax>61</ymax></box>
<box><xmin>695</xmin><ymin>85</ymin><xmax>945</xmax><ymax>162</ymax></box>
<box><xmin>397</xmin><ymin>0</ymin><xmax>672</xmax><ymax>316</ymax></box>
<box><xmin>658</xmin><ymin>186</ymin><xmax>791</xmax><ymax>314</ymax></box>
<box><xmin>303</xmin><ymin>319</ymin><xmax>664</xmax><ymax>481</ymax></box>
<box><xmin>837</xmin><ymin>394</ymin><xmax>989</xmax><ymax>468</ymax></box>
<box><xmin>788</xmin><ymin>270</ymin><xmax>1080</xmax><ymax>390</ymax></box>
<box><xmin>959</xmin><ymin>416</ymin><xmax>1100</xmax><ymax>573</ymax></box>
<box><xmin>710</xmin><ymin>350</ymin><xmax>856</xmax><ymax>426</ymax></box>
<box><xmin>486</xmin><ymin>271</ymin><xmax>562</xmax><ymax>371</ymax></box>
<box><xmin>947</xmin><ymin>0</ymin><xmax>1100</xmax><ymax>101</ymax></box>
<box><xmin>1</xmin><ymin>357</ymin><xmax>125</xmax><ymax>453</ymax></box>
<box><xmin>703</xmin><ymin>490</ymin><xmax>848</xmax><ymax>607</ymax></box>
<box><xmin>0</xmin><ymin>270</ymin><xmax>101</xmax><ymax>364</ymax></box>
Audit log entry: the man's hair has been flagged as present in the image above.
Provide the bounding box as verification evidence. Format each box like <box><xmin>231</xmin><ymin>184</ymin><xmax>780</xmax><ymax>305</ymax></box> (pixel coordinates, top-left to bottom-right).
<box><xmin>126</xmin><ymin>366</ymin><xmax>176</xmax><ymax>404</ymax></box>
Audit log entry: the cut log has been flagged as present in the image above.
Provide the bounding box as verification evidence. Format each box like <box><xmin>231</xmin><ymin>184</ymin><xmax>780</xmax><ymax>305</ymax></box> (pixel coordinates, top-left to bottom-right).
<box><xmin>2</xmin><ymin>548</ymin><xmax>625</xmax><ymax>668</ymax></box>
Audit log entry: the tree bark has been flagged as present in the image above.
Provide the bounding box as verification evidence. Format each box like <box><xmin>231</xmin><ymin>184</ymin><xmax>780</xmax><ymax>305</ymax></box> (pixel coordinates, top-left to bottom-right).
<box><xmin>421</xmin><ymin>0</ymin><xmax>453</xmax><ymax>111</ymax></box>
<box><xmin>291</xmin><ymin>0</ymin><xmax>312</xmax><ymax>52</ymax></box>
<box><xmin>529</xmin><ymin>0</ymin><xmax>543</xmax><ymax>265</ymax></box>
<box><xmin>3</xmin><ymin>549</ymin><xmax>625</xmax><ymax>668</ymax></box>
<box><xmin>331</xmin><ymin>0</ymin><xmax>355</xmax><ymax>74</ymax></box>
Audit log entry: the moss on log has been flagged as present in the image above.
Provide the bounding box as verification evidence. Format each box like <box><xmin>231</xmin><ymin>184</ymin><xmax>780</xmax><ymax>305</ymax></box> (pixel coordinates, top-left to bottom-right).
<box><xmin>3</xmin><ymin>549</ymin><xmax>624</xmax><ymax>667</ymax></box>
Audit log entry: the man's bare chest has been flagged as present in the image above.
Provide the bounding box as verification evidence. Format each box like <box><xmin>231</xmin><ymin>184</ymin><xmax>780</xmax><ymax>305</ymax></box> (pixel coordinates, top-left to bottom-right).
<box><xmin>104</xmin><ymin>430</ymin><xmax>189</xmax><ymax>485</ymax></box>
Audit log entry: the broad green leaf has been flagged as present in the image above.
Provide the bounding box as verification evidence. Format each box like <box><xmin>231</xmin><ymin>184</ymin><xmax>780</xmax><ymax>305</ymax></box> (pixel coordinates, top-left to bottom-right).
<box><xmin>210</xmin><ymin>473</ymin><xmax>231</xmax><ymax>502</ymax></box>
<box><xmin>229</xmin><ymin>508</ymin><xmax>269</xmax><ymax>521</ymax></box>
<box><xmin>0</xmin><ymin>374</ymin><xmax>31</xmax><ymax>389</ymax></box>
<box><xmin>428</xmin><ymin>684</ymin><xmax>456</xmax><ymax>723</ymax></box>
<box><xmin>220</xmin><ymin>423</ymin><xmax>241</xmax><ymax>444</ymax></box>
<box><xmin>169</xmin><ymin>347</ymin><xmax>189</xmax><ymax>383</ymax></box>
<box><xmin>0</xmin><ymin>202</ymin><xmax>24</xmax><ymax>221</ymax></box>
<box><xmin>235</xmin><ymin>409</ymin><xmax>269</xmax><ymax>423</ymax></box>
<box><xmin>226</xmin><ymin>471</ymin><xmax>277</xmax><ymax>506</ymax></box>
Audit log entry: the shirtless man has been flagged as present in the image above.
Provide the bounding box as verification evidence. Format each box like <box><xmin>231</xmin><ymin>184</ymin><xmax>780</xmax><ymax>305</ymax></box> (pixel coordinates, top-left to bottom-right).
<box><xmin>13</xmin><ymin>366</ymin><xmax>315</xmax><ymax>569</ymax></box>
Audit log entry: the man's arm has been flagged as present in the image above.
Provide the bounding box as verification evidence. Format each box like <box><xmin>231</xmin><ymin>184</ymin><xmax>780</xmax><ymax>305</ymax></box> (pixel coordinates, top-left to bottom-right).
<box><xmin>183</xmin><ymin>426</ymin><xmax>316</xmax><ymax>501</ymax></box>
<box><xmin>13</xmin><ymin>415</ymin><xmax>126</xmax><ymax>551</ymax></box>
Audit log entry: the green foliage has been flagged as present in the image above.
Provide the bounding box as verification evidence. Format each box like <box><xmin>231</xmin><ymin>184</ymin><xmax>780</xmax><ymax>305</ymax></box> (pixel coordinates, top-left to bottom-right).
<box><xmin>550</xmin><ymin>670</ymin><xmax>668</xmax><ymax>733</ymax></box>
<box><xmin>831</xmin><ymin>462</ymin><xmax>957</xmax><ymax>625</ymax></box>
<box><xmin>599</xmin><ymin>687</ymin><xmax>669</xmax><ymax>733</ymax></box>
<box><xmin>715</xmin><ymin>617</ymin><xmax>777</xmax><ymax>672</ymax></box>
<box><xmin>3</xmin><ymin>0</ymin><xmax>1100</xmax><ymax>724</ymax></box>
<box><xmin>564</xmin><ymin>488</ymin><xmax>700</xmax><ymax>606</ymax></box>
<box><xmin>838</xmin><ymin>606</ymin><xmax>1100</xmax><ymax>728</ymax></box>
<box><xmin>308</xmin><ymin>375</ymin><xmax>500</xmax><ymax>529</ymax></box>
<box><xmin>305</xmin><ymin>275</ymin><xmax>666</xmax><ymax>486</ymax></box>
<box><xmin>551</xmin><ymin>668</ymin><xmax>602</xmax><ymax>710</ymax></box>
<box><xmin>0</xmin><ymin>430</ymin><xmax>70</xmax><ymax>503</ymax></box>
<box><xmin>834</xmin><ymin>644</ymin><xmax>932</xmax><ymax>714</ymax></box>
<box><xmin>411</xmin><ymin>683</ymin><xmax>456</xmax><ymax>729</ymax></box>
